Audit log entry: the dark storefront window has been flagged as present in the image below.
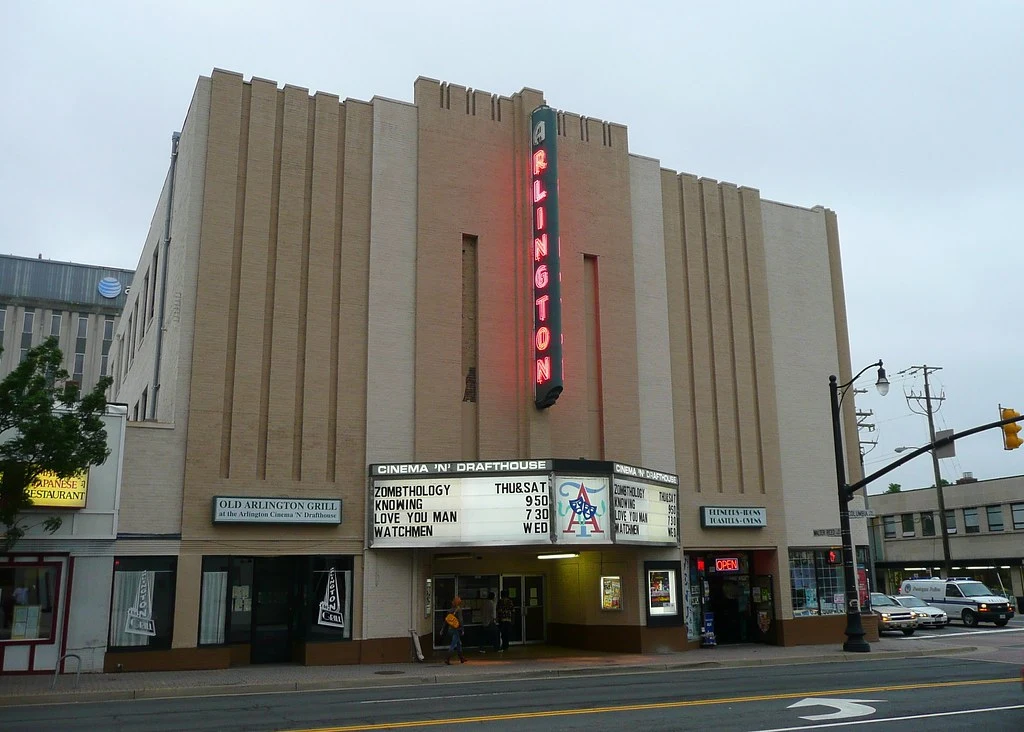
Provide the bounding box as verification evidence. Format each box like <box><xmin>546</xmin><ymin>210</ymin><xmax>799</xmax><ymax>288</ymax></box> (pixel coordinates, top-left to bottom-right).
<box><xmin>197</xmin><ymin>555</ymin><xmax>352</xmax><ymax>647</ymax></box>
<box><xmin>306</xmin><ymin>556</ymin><xmax>353</xmax><ymax>642</ymax></box>
<box><xmin>0</xmin><ymin>563</ymin><xmax>60</xmax><ymax>642</ymax></box>
<box><xmin>109</xmin><ymin>556</ymin><xmax>176</xmax><ymax>650</ymax></box>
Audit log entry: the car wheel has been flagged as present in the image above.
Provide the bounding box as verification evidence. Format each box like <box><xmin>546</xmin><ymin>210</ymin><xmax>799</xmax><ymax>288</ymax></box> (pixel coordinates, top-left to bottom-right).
<box><xmin>994</xmin><ymin>619</ymin><xmax>1009</xmax><ymax>627</ymax></box>
<box><xmin>902</xmin><ymin>628</ymin><xmax>915</xmax><ymax>636</ymax></box>
<box><xmin>962</xmin><ymin>609</ymin><xmax>979</xmax><ymax>627</ymax></box>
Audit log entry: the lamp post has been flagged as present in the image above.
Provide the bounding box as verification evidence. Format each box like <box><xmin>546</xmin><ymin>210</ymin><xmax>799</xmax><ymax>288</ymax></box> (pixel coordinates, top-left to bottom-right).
<box><xmin>830</xmin><ymin>360</ymin><xmax>889</xmax><ymax>652</ymax></box>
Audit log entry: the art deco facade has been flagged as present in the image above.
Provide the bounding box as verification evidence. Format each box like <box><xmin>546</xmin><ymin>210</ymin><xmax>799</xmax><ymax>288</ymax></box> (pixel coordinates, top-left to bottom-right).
<box><xmin>96</xmin><ymin>69</ymin><xmax>874</xmax><ymax>671</ymax></box>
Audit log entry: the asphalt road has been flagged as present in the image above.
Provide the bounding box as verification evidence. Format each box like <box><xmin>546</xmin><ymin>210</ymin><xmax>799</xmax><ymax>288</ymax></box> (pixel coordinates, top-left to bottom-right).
<box><xmin>2</xmin><ymin>653</ymin><xmax>1021</xmax><ymax>732</ymax></box>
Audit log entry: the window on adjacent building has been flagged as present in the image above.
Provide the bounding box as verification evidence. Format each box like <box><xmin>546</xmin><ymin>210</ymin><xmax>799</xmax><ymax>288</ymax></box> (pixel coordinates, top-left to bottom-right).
<box><xmin>140</xmin><ymin>387</ymin><xmax>148</xmax><ymax>421</ymax></box>
<box><xmin>0</xmin><ymin>563</ymin><xmax>60</xmax><ymax>642</ymax></box>
<box><xmin>963</xmin><ymin>507</ymin><xmax>980</xmax><ymax>534</ymax></box>
<box><xmin>100</xmin><ymin>316</ymin><xmax>114</xmax><ymax>377</ymax></box>
<box><xmin>945</xmin><ymin>509</ymin><xmax>957</xmax><ymax>534</ymax></box>
<box><xmin>141</xmin><ymin>272</ymin><xmax>149</xmax><ymax>334</ymax></box>
<box><xmin>49</xmin><ymin>312</ymin><xmax>61</xmax><ymax>338</ymax></box>
<box><xmin>108</xmin><ymin>556</ymin><xmax>176</xmax><ymax>650</ymax></box>
<box><xmin>920</xmin><ymin>511</ymin><xmax>936</xmax><ymax>537</ymax></box>
<box><xmin>126</xmin><ymin>314</ymin><xmax>134</xmax><ymax>366</ymax></box>
<box><xmin>986</xmin><ymin>505</ymin><xmax>1004</xmax><ymax>532</ymax></box>
<box><xmin>148</xmin><ymin>248</ymin><xmax>158</xmax><ymax>322</ymax></box>
<box><xmin>73</xmin><ymin>314</ymin><xmax>87</xmax><ymax>384</ymax></box>
<box><xmin>901</xmin><ymin>513</ymin><xmax>915</xmax><ymax>537</ymax></box>
<box><xmin>0</xmin><ymin>307</ymin><xmax>6</xmax><ymax>362</ymax></box>
<box><xmin>21</xmin><ymin>309</ymin><xmax>34</xmax><ymax>362</ymax></box>
<box><xmin>1012</xmin><ymin>503</ymin><xmax>1024</xmax><ymax>531</ymax></box>
<box><xmin>883</xmin><ymin>515</ymin><xmax>897</xmax><ymax>539</ymax></box>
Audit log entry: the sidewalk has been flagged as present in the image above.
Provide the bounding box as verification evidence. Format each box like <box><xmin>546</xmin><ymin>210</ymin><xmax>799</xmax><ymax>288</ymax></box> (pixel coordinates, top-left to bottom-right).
<box><xmin>0</xmin><ymin>641</ymin><xmax>975</xmax><ymax>707</ymax></box>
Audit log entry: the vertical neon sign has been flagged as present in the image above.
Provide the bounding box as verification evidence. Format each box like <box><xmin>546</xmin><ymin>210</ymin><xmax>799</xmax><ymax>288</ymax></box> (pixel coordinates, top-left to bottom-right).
<box><xmin>531</xmin><ymin>105</ymin><xmax>563</xmax><ymax>409</ymax></box>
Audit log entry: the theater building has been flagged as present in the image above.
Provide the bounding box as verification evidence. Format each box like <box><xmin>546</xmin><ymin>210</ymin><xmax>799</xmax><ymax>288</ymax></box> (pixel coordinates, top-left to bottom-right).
<box><xmin>103</xmin><ymin>68</ymin><xmax>873</xmax><ymax>671</ymax></box>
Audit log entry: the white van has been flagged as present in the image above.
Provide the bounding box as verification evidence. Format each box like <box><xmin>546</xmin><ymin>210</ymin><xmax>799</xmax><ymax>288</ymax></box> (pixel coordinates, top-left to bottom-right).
<box><xmin>899</xmin><ymin>578</ymin><xmax>1014</xmax><ymax>627</ymax></box>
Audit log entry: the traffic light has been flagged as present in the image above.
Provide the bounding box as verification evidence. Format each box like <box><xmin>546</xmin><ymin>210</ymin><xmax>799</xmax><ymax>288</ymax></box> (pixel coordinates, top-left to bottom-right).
<box><xmin>1001</xmin><ymin>407</ymin><xmax>1023</xmax><ymax>450</ymax></box>
<box><xmin>827</xmin><ymin>549</ymin><xmax>841</xmax><ymax>564</ymax></box>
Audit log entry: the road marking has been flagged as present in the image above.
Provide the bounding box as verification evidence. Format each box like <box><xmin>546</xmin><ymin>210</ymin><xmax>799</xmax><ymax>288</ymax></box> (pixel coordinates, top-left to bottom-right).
<box><xmin>282</xmin><ymin>677</ymin><xmax>1018</xmax><ymax>731</ymax></box>
<box><xmin>360</xmin><ymin>691</ymin><xmax>512</xmax><ymax>704</ymax></box>
<box><xmin>787</xmin><ymin>697</ymin><xmax>883</xmax><ymax>721</ymax></box>
<box><xmin>753</xmin><ymin>703</ymin><xmax>1024</xmax><ymax>731</ymax></box>
<box><xmin>902</xmin><ymin>627</ymin><xmax>1024</xmax><ymax>639</ymax></box>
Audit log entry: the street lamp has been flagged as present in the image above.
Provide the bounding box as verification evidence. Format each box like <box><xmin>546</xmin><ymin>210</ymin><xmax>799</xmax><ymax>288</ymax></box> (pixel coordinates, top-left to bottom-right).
<box><xmin>830</xmin><ymin>360</ymin><xmax>889</xmax><ymax>652</ymax></box>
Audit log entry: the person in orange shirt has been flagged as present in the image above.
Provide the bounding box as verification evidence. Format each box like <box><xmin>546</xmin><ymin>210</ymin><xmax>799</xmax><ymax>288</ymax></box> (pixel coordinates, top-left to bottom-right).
<box><xmin>442</xmin><ymin>596</ymin><xmax>466</xmax><ymax>665</ymax></box>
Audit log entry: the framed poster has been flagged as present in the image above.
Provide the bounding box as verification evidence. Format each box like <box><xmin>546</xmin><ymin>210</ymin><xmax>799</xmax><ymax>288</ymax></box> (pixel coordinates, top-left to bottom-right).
<box><xmin>644</xmin><ymin>560</ymin><xmax>684</xmax><ymax>627</ymax></box>
<box><xmin>600</xmin><ymin>576</ymin><xmax>622</xmax><ymax>610</ymax></box>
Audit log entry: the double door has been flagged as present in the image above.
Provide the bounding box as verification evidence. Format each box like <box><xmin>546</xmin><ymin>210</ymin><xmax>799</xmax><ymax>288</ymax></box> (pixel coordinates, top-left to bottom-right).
<box><xmin>250</xmin><ymin>557</ymin><xmax>305</xmax><ymax>663</ymax></box>
<box><xmin>431</xmin><ymin>574</ymin><xmax>545</xmax><ymax>648</ymax></box>
<box><xmin>501</xmin><ymin>575</ymin><xmax>545</xmax><ymax>644</ymax></box>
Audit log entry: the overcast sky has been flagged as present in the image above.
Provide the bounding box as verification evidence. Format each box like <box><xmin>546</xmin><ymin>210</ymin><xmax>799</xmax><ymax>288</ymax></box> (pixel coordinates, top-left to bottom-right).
<box><xmin>2</xmin><ymin>1</ymin><xmax>1022</xmax><ymax>493</ymax></box>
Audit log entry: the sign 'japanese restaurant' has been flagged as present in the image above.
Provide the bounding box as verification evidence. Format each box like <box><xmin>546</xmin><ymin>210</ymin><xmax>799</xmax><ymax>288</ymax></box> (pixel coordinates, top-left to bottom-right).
<box><xmin>26</xmin><ymin>470</ymin><xmax>89</xmax><ymax>509</ymax></box>
<box><xmin>531</xmin><ymin>105</ymin><xmax>563</xmax><ymax>409</ymax></box>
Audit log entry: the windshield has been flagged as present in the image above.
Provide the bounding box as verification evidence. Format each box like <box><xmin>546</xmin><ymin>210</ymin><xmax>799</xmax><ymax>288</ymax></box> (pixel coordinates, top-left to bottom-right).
<box><xmin>896</xmin><ymin>596</ymin><xmax>925</xmax><ymax>607</ymax></box>
<box><xmin>870</xmin><ymin>593</ymin><xmax>897</xmax><ymax>607</ymax></box>
<box><xmin>958</xmin><ymin>582</ymin><xmax>994</xmax><ymax>597</ymax></box>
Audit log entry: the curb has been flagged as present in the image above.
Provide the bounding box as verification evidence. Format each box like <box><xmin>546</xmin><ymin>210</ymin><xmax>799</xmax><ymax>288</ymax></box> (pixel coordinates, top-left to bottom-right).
<box><xmin>0</xmin><ymin>646</ymin><xmax>978</xmax><ymax>707</ymax></box>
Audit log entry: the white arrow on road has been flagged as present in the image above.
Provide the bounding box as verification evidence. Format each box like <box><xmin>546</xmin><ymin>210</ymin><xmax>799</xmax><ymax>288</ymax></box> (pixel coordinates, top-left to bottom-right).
<box><xmin>787</xmin><ymin>697</ymin><xmax>885</xmax><ymax>721</ymax></box>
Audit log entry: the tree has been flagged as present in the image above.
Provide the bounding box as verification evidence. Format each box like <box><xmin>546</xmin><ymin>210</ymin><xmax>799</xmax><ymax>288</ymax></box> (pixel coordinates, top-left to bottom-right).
<box><xmin>0</xmin><ymin>337</ymin><xmax>112</xmax><ymax>552</ymax></box>
<box><xmin>886</xmin><ymin>482</ymin><xmax>902</xmax><ymax>493</ymax></box>
<box><xmin>931</xmin><ymin>478</ymin><xmax>951</xmax><ymax>489</ymax></box>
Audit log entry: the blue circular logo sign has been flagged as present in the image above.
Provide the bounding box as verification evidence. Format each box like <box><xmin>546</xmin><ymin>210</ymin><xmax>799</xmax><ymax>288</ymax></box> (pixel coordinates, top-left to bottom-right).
<box><xmin>97</xmin><ymin>277</ymin><xmax>122</xmax><ymax>299</ymax></box>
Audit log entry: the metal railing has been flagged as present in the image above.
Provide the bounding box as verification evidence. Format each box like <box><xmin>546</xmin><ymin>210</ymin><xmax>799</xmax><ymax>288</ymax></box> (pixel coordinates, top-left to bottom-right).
<box><xmin>51</xmin><ymin>653</ymin><xmax>82</xmax><ymax>690</ymax></box>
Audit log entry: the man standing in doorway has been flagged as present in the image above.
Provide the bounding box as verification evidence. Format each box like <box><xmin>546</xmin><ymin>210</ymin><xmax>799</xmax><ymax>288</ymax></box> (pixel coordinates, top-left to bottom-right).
<box><xmin>480</xmin><ymin>591</ymin><xmax>498</xmax><ymax>652</ymax></box>
<box><xmin>497</xmin><ymin>589</ymin><xmax>514</xmax><ymax>652</ymax></box>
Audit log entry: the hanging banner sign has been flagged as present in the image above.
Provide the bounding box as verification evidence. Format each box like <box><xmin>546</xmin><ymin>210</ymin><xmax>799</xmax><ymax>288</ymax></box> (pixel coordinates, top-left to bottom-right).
<box><xmin>531</xmin><ymin>105</ymin><xmax>563</xmax><ymax>409</ymax></box>
<box><xmin>125</xmin><ymin>572</ymin><xmax>156</xmax><ymax>637</ymax></box>
<box><xmin>370</xmin><ymin>475</ymin><xmax>553</xmax><ymax>548</ymax></box>
<box><xmin>317</xmin><ymin>568</ymin><xmax>345</xmax><ymax>629</ymax></box>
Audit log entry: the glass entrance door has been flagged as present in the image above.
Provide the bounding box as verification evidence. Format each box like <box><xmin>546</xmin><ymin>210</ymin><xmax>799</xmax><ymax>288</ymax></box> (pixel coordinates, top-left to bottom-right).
<box><xmin>251</xmin><ymin>557</ymin><xmax>295</xmax><ymax>663</ymax></box>
<box><xmin>500</xmin><ymin>575</ymin><xmax>524</xmax><ymax>645</ymax></box>
<box><xmin>524</xmin><ymin>575</ymin><xmax>545</xmax><ymax>643</ymax></box>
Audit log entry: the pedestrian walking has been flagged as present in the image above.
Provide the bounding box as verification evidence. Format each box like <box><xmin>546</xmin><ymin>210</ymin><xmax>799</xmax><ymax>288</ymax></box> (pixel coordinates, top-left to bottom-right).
<box><xmin>496</xmin><ymin>589</ymin><xmax>514</xmax><ymax>652</ymax></box>
<box><xmin>441</xmin><ymin>596</ymin><xmax>466</xmax><ymax>665</ymax></box>
<box><xmin>480</xmin><ymin>591</ymin><xmax>499</xmax><ymax>652</ymax></box>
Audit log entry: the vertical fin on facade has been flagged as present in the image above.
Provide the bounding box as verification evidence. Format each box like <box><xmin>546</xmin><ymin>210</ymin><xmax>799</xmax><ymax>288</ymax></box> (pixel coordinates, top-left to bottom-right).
<box><xmin>661</xmin><ymin>167</ymin><xmax>698</xmax><ymax>490</ymax></box>
<box><xmin>292</xmin><ymin>90</ymin><xmax>317</xmax><ymax>481</ymax></box>
<box><xmin>257</xmin><ymin>86</ymin><xmax>286</xmax><ymax>480</ymax></box>
<box><xmin>220</xmin><ymin>79</ymin><xmax>252</xmax><ymax>478</ymax></box>
<box><xmin>327</xmin><ymin>99</ymin><xmax>347</xmax><ymax>481</ymax></box>
<box><xmin>738</xmin><ymin>186</ymin><xmax>773</xmax><ymax>496</ymax></box>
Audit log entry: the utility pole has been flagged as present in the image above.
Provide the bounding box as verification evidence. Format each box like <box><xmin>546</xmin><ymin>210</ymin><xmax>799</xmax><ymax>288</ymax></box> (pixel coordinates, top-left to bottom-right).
<box><xmin>905</xmin><ymin>365</ymin><xmax>951</xmax><ymax>577</ymax></box>
<box><xmin>855</xmin><ymin>406</ymin><xmax>880</xmax><ymax>592</ymax></box>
